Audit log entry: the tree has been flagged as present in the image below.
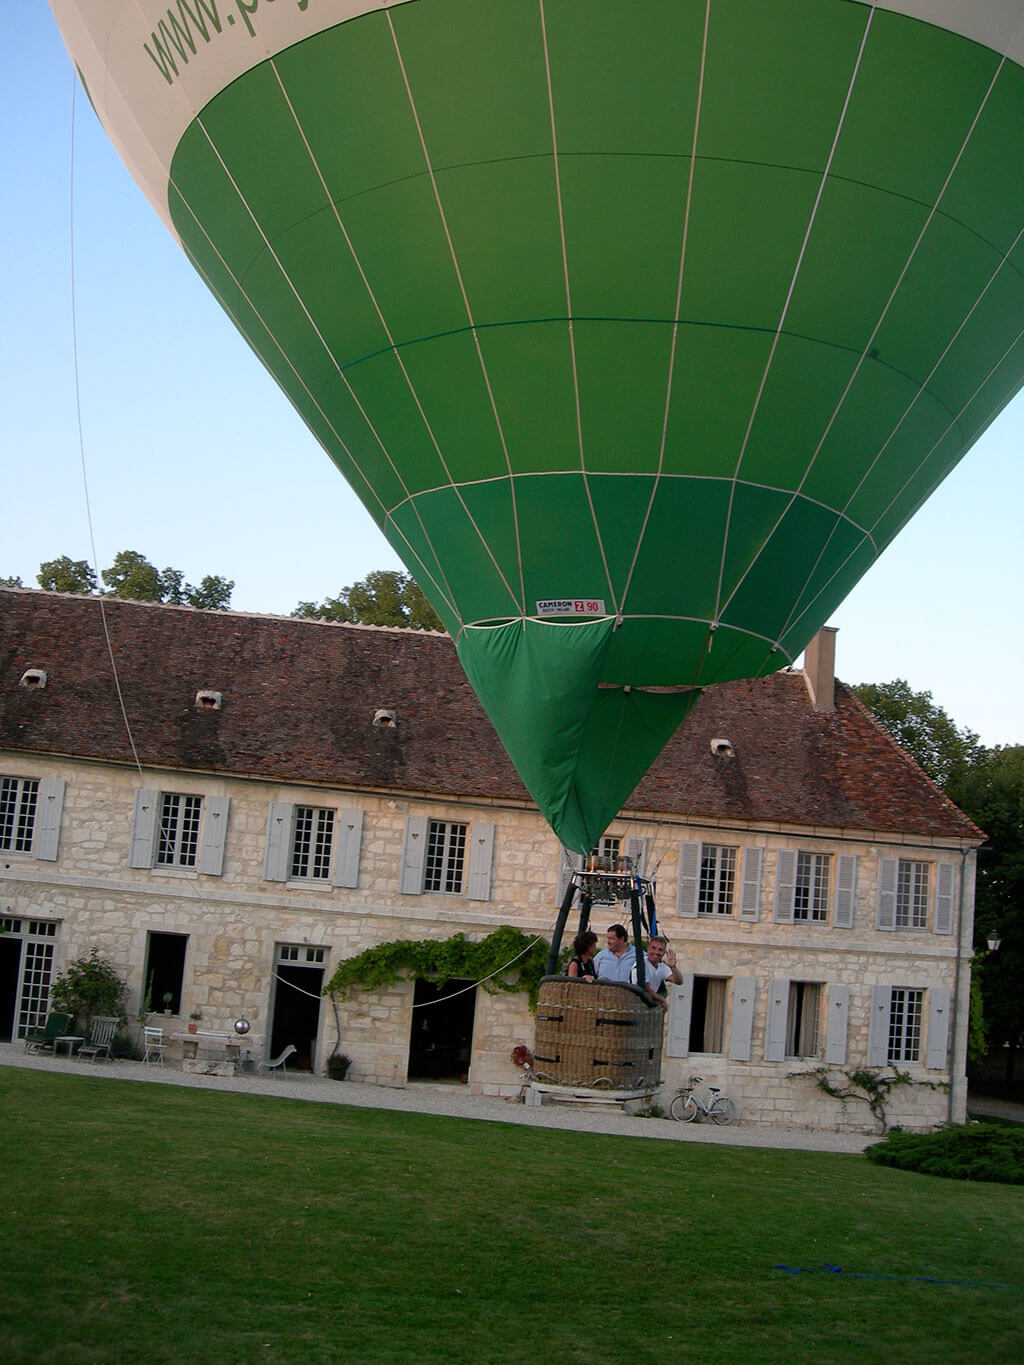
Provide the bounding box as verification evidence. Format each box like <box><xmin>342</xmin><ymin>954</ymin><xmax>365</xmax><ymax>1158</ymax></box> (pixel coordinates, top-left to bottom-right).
<box><xmin>101</xmin><ymin>549</ymin><xmax>164</xmax><ymax>601</ymax></box>
<box><xmin>49</xmin><ymin>948</ymin><xmax>127</xmax><ymax>1032</ymax></box>
<box><xmin>294</xmin><ymin>570</ymin><xmax>442</xmax><ymax>631</ymax></box>
<box><xmin>852</xmin><ymin>679</ymin><xmax>980</xmax><ymax>791</ymax></box>
<box><xmin>0</xmin><ymin>574</ymin><xmax>23</xmax><ymax>587</ymax></box>
<box><xmin>37</xmin><ymin>556</ymin><xmax>97</xmax><ymax>595</ymax></box>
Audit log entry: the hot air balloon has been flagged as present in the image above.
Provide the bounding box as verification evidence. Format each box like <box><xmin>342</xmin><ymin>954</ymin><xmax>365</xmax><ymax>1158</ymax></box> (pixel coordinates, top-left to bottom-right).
<box><xmin>49</xmin><ymin>0</ymin><xmax>1024</xmax><ymax>863</ymax></box>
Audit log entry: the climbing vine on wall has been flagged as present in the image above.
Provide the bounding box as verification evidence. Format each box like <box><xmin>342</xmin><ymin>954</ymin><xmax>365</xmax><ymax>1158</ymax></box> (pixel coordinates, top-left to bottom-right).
<box><xmin>792</xmin><ymin>1066</ymin><xmax>949</xmax><ymax>1133</ymax></box>
<box><xmin>325</xmin><ymin>925</ymin><xmax>550</xmax><ymax>1009</ymax></box>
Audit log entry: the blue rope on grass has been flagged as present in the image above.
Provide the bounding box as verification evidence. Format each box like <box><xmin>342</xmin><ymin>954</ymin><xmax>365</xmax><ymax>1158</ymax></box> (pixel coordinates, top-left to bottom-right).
<box><xmin>774</xmin><ymin>1263</ymin><xmax>1016</xmax><ymax>1290</ymax></box>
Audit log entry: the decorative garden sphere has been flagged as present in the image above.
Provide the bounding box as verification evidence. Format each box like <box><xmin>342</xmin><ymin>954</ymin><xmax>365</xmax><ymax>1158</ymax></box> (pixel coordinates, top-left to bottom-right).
<box><xmin>233</xmin><ymin>1018</ymin><xmax>251</xmax><ymax>1036</ymax></box>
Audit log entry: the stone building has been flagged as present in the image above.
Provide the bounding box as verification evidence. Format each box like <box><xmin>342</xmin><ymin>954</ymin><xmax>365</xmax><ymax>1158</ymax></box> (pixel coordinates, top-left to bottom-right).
<box><xmin>0</xmin><ymin>588</ymin><xmax>981</xmax><ymax>1130</ymax></box>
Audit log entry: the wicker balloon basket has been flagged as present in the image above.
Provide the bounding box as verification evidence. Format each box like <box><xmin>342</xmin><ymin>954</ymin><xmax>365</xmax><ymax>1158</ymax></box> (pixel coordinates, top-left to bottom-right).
<box><xmin>532</xmin><ymin>978</ymin><xmax>663</xmax><ymax>1091</ymax></box>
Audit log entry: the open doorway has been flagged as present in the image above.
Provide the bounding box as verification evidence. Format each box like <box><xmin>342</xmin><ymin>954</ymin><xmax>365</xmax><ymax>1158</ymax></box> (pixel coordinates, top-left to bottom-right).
<box><xmin>0</xmin><ymin>936</ymin><xmax>22</xmax><ymax>1042</ymax></box>
<box><xmin>268</xmin><ymin>945</ymin><xmax>325</xmax><ymax>1072</ymax></box>
<box><xmin>407</xmin><ymin>978</ymin><xmax>476</xmax><ymax>1082</ymax></box>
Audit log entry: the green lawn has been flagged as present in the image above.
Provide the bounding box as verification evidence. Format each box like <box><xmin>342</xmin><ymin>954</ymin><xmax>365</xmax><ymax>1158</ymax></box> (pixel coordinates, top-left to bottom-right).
<box><xmin>2</xmin><ymin>1069</ymin><xmax>1022</xmax><ymax>1364</ymax></box>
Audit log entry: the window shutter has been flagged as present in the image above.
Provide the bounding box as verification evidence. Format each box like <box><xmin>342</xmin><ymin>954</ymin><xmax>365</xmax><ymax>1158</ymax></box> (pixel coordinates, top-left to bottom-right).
<box><xmin>665</xmin><ymin>977</ymin><xmax>693</xmax><ymax>1058</ymax></box>
<box><xmin>774</xmin><ymin>849</ymin><xmax>796</xmax><ymax>922</ymax></box>
<box><xmin>876</xmin><ymin>858</ymin><xmax>897</xmax><ymax>929</ymax></box>
<box><xmin>729</xmin><ymin>977</ymin><xmax>756</xmax><ymax>1062</ymax></box>
<box><xmin>825</xmin><ymin>985</ymin><xmax>851</xmax><ymax>1065</ymax></box>
<box><xmin>834</xmin><ymin>853</ymin><xmax>857</xmax><ymax>929</ymax></box>
<box><xmin>625</xmin><ymin>836</ymin><xmax>649</xmax><ymax>877</ymax></box>
<box><xmin>933</xmin><ymin>861</ymin><xmax>955</xmax><ymax>935</ymax></box>
<box><xmin>128</xmin><ymin>788</ymin><xmax>160</xmax><ymax>868</ymax></box>
<box><xmin>262</xmin><ymin>802</ymin><xmax>293</xmax><ymax>882</ymax></box>
<box><xmin>32</xmin><ymin>778</ymin><xmax>66</xmax><ymax>862</ymax></box>
<box><xmin>868</xmin><ymin>984</ymin><xmax>892</xmax><ymax>1065</ymax></box>
<box><xmin>332</xmin><ymin>808</ymin><xmax>364</xmax><ymax>889</ymax></box>
<box><xmin>676</xmin><ymin>841</ymin><xmax>700</xmax><ymax>918</ymax></box>
<box><xmin>399</xmin><ymin>815</ymin><xmax>429</xmax><ymax>894</ymax></box>
<box><xmin>197</xmin><ymin>796</ymin><xmax>229</xmax><ymax>875</ymax></box>
<box><xmin>556</xmin><ymin>849</ymin><xmax>583</xmax><ymax>906</ymax></box>
<box><xmin>467</xmin><ymin>821</ymin><xmax>495</xmax><ymax>901</ymax></box>
<box><xmin>739</xmin><ymin>846</ymin><xmax>763</xmax><ymax>921</ymax></box>
<box><xmin>764</xmin><ymin>978</ymin><xmax>789</xmax><ymax>1062</ymax></box>
<box><xmin>926</xmin><ymin>987</ymin><xmax>952</xmax><ymax>1069</ymax></box>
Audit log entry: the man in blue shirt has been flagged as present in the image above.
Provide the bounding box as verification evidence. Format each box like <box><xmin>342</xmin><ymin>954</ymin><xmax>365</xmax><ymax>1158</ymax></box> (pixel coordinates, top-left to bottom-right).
<box><xmin>593</xmin><ymin>924</ymin><xmax>636</xmax><ymax>982</ymax></box>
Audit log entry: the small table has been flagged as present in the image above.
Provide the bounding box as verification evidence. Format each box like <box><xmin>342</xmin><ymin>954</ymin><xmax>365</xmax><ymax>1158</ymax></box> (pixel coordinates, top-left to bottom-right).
<box><xmin>54</xmin><ymin>1035</ymin><xmax>84</xmax><ymax>1059</ymax></box>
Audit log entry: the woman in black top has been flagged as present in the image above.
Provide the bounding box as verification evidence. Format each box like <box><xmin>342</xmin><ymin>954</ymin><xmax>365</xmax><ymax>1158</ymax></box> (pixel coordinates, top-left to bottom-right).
<box><xmin>567</xmin><ymin>929</ymin><xmax>598</xmax><ymax>981</ymax></box>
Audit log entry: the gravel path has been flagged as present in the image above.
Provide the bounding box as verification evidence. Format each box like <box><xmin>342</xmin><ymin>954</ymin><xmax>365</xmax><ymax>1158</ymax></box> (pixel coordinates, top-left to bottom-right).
<box><xmin>1</xmin><ymin>1044</ymin><xmax>875</xmax><ymax>1153</ymax></box>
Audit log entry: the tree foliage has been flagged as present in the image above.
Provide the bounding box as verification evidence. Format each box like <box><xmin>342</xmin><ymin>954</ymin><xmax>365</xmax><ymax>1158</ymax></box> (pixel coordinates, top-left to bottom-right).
<box><xmin>27</xmin><ymin>550</ymin><xmax>234</xmax><ymax>609</ymax></box>
<box><xmin>294</xmin><ymin>569</ymin><xmax>442</xmax><ymax>632</ymax></box>
<box><xmin>49</xmin><ymin>948</ymin><xmax>127</xmax><ymax>1031</ymax></box>
<box><xmin>852</xmin><ymin>678</ymin><xmax>980</xmax><ymax>790</ymax></box>
<box><xmin>38</xmin><ymin>556</ymin><xmax>98</xmax><ymax>595</ymax></box>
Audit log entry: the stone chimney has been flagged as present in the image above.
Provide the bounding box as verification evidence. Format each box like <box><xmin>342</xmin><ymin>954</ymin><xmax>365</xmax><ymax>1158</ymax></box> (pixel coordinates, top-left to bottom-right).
<box><xmin>803</xmin><ymin>626</ymin><xmax>837</xmax><ymax>713</ymax></box>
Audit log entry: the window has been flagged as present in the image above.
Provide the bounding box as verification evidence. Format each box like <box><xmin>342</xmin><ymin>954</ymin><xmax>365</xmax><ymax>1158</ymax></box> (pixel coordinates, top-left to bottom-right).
<box><xmin>156</xmin><ymin>793</ymin><xmax>202</xmax><ymax>868</ymax></box>
<box><xmin>1</xmin><ymin>777</ymin><xmax>38</xmax><ymax>853</ymax></box>
<box><xmin>793</xmin><ymin>852</ymin><xmax>830</xmax><ymax>921</ymax></box>
<box><xmin>689</xmin><ymin>976</ymin><xmax>727</xmax><ymax>1053</ymax></box>
<box><xmin>290</xmin><ymin>805</ymin><xmax>335</xmax><ymax>881</ymax></box>
<box><xmin>425</xmin><ymin>820</ymin><xmax>467</xmax><ymax>893</ymax></box>
<box><xmin>786</xmin><ymin>982</ymin><xmax>823</xmax><ymax>1059</ymax></box>
<box><xmin>887</xmin><ymin>987</ymin><xmax>924</xmax><ymax>1063</ymax></box>
<box><xmin>143</xmin><ymin>931</ymin><xmax>188</xmax><ymax>1016</ymax></box>
<box><xmin>895</xmin><ymin>860</ymin><xmax>929</xmax><ymax>929</ymax></box>
<box><xmin>699</xmin><ymin>844</ymin><xmax>737</xmax><ymax>915</ymax></box>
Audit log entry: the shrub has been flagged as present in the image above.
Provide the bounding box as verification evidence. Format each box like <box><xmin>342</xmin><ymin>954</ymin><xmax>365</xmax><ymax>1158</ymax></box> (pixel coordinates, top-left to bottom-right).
<box><xmin>866</xmin><ymin>1123</ymin><xmax>1024</xmax><ymax>1184</ymax></box>
<box><xmin>49</xmin><ymin>949</ymin><xmax>128</xmax><ymax>1033</ymax></box>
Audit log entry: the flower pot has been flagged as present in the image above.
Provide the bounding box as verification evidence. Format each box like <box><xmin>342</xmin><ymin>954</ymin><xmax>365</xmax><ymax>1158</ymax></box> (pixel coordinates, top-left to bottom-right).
<box><xmin>187</xmin><ymin>1023</ymin><xmax>198</xmax><ymax>1034</ymax></box>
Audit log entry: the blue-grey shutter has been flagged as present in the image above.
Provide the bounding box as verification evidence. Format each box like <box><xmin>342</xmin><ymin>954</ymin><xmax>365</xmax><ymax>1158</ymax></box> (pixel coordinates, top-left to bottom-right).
<box><xmin>868</xmin><ymin>985</ymin><xmax>892</xmax><ymax>1065</ymax></box>
<box><xmin>739</xmin><ymin>846</ymin><xmax>763</xmax><ymax>921</ymax></box>
<box><xmin>933</xmin><ymin>862</ymin><xmax>955</xmax><ymax>935</ymax></box>
<box><xmin>774</xmin><ymin>849</ymin><xmax>796</xmax><ymax>922</ymax></box>
<box><xmin>32</xmin><ymin>778</ymin><xmax>66</xmax><ymax>861</ymax></box>
<box><xmin>332</xmin><ymin>809</ymin><xmax>364</xmax><ymax>889</ymax></box>
<box><xmin>926</xmin><ymin>988</ymin><xmax>952</xmax><ymax>1069</ymax></box>
<box><xmin>665</xmin><ymin>977</ymin><xmax>693</xmax><ymax>1058</ymax></box>
<box><xmin>399</xmin><ymin>815</ymin><xmax>428</xmax><ymax>894</ymax></box>
<box><xmin>467</xmin><ymin>821</ymin><xmax>495</xmax><ymax>901</ymax></box>
<box><xmin>825</xmin><ymin>985</ymin><xmax>851</xmax><ymax>1065</ymax></box>
<box><xmin>876</xmin><ymin>858</ymin><xmax>897</xmax><ymax>930</ymax></box>
<box><xmin>676</xmin><ymin>841</ymin><xmax>700</xmax><ymax>918</ymax></box>
<box><xmin>128</xmin><ymin>788</ymin><xmax>160</xmax><ymax>868</ymax></box>
<box><xmin>625</xmin><ymin>836</ymin><xmax>649</xmax><ymax>877</ymax></box>
<box><xmin>263</xmin><ymin>803</ymin><xmax>293</xmax><ymax>882</ymax></box>
<box><xmin>764</xmin><ymin>978</ymin><xmax>789</xmax><ymax>1062</ymax></box>
<box><xmin>556</xmin><ymin>849</ymin><xmax>583</xmax><ymax>906</ymax></box>
<box><xmin>197</xmin><ymin>796</ymin><xmax>229</xmax><ymax>875</ymax></box>
<box><xmin>834</xmin><ymin>854</ymin><xmax>857</xmax><ymax>928</ymax></box>
<box><xmin>729</xmin><ymin>976</ymin><xmax>757</xmax><ymax>1062</ymax></box>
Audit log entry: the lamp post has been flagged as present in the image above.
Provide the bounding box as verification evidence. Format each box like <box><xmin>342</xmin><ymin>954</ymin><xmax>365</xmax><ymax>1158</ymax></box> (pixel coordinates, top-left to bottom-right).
<box><xmin>987</xmin><ymin>930</ymin><xmax>1002</xmax><ymax>953</ymax></box>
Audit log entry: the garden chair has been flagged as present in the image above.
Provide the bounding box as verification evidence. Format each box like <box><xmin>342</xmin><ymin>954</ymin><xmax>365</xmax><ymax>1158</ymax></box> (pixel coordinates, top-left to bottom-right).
<box><xmin>257</xmin><ymin>1044</ymin><xmax>296</xmax><ymax>1077</ymax></box>
<box><xmin>78</xmin><ymin>1015</ymin><xmax>119</xmax><ymax>1062</ymax></box>
<box><xmin>23</xmin><ymin>1012</ymin><xmax>72</xmax><ymax>1054</ymax></box>
<box><xmin>142</xmin><ymin>1025</ymin><xmax>166</xmax><ymax>1065</ymax></box>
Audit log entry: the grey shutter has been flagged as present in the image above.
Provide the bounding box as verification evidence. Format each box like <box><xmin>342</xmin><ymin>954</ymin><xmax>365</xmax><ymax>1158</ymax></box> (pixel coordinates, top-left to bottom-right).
<box><xmin>739</xmin><ymin>846</ymin><xmax>763</xmax><ymax>921</ymax></box>
<box><xmin>467</xmin><ymin>821</ymin><xmax>495</xmax><ymax>901</ymax></box>
<box><xmin>876</xmin><ymin>857</ymin><xmax>897</xmax><ymax>930</ymax></box>
<box><xmin>933</xmin><ymin>861</ymin><xmax>955</xmax><ymax>935</ymax></box>
<box><xmin>729</xmin><ymin>976</ymin><xmax>757</xmax><ymax>1062</ymax></box>
<box><xmin>399</xmin><ymin>815</ymin><xmax>429</xmax><ymax>894</ymax></box>
<box><xmin>677</xmin><ymin>841</ymin><xmax>700</xmax><ymax>918</ymax></box>
<box><xmin>868</xmin><ymin>985</ymin><xmax>892</xmax><ymax>1065</ymax></box>
<box><xmin>197</xmin><ymin>795</ymin><xmax>229</xmax><ymax>875</ymax></box>
<box><xmin>825</xmin><ymin>985</ymin><xmax>851</xmax><ymax>1065</ymax></box>
<box><xmin>128</xmin><ymin>788</ymin><xmax>160</xmax><ymax>868</ymax></box>
<box><xmin>665</xmin><ymin>977</ymin><xmax>693</xmax><ymax>1058</ymax></box>
<box><xmin>774</xmin><ymin>849</ymin><xmax>797</xmax><ymax>922</ymax></box>
<box><xmin>332</xmin><ymin>808</ymin><xmax>364</xmax><ymax>889</ymax></box>
<box><xmin>262</xmin><ymin>803</ymin><xmax>293</xmax><ymax>882</ymax></box>
<box><xmin>556</xmin><ymin>849</ymin><xmax>583</xmax><ymax>906</ymax></box>
<box><xmin>834</xmin><ymin>853</ymin><xmax>857</xmax><ymax>928</ymax></box>
<box><xmin>926</xmin><ymin>987</ymin><xmax>952</xmax><ymax>1069</ymax></box>
<box><xmin>32</xmin><ymin>778</ymin><xmax>66</xmax><ymax>861</ymax></box>
<box><xmin>764</xmin><ymin>978</ymin><xmax>789</xmax><ymax>1062</ymax></box>
<box><xmin>625</xmin><ymin>836</ymin><xmax>649</xmax><ymax>877</ymax></box>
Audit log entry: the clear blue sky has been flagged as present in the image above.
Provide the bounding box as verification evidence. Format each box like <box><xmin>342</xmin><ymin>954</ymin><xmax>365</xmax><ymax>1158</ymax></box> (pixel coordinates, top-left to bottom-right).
<box><xmin>4</xmin><ymin>7</ymin><xmax>1022</xmax><ymax>746</ymax></box>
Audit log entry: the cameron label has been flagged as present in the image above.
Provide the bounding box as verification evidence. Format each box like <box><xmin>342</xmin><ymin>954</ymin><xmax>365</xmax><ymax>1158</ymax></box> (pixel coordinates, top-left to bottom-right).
<box><xmin>536</xmin><ymin>599</ymin><xmax>607</xmax><ymax>617</ymax></box>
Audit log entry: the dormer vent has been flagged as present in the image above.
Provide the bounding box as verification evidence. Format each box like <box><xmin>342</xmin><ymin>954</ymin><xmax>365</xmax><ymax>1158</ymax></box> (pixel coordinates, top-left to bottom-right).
<box><xmin>195</xmin><ymin>690</ymin><xmax>223</xmax><ymax>711</ymax></box>
<box><xmin>19</xmin><ymin>669</ymin><xmax>47</xmax><ymax>690</ymax></box>
<box><xmin>373</xmin><ymin>709</ymin><xmax>397</xmax><ymax>728</ymax></box>
<box><xmin>710</xmin><ymin>737</ymin><xmax>734</xmax><ymax>757</ymax></box>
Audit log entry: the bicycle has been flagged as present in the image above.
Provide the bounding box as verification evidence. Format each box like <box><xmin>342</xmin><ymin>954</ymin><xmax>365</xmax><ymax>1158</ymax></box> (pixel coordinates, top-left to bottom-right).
<box><xmin>669</xmin><ymin>1075</ymin><xmax>737</xmax><ymax>1125</ymax></box>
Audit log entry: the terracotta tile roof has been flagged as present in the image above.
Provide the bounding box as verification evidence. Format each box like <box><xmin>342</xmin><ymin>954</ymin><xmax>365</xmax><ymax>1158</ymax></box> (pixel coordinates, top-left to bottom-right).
<box><xmin>0</xmin><ymin>589</ymin><xmax>980</xmax><ymax>842</ymax></box>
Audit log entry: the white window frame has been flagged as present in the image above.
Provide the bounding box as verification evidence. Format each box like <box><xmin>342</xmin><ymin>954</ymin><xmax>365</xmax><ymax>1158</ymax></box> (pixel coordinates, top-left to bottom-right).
<box><xmin>156</xmin><ymin>792</ymin><xmax>203</xmax><ymax>868</ymax></box>
<box><xmin>0</xmin><ymin>776</ymin><xmax>65</xmax><ymax>861</ymax></box>
<box><xmin>698</xmin><ymin>844</ymin><xmax>737</xmax><ymax>916</ymax></box>
<box><xmin>793</xmin><ymin>851</ymin><xmax>830</xmax><ymax>922</ymax></box>
<box><xmin>895</xmin><ymin>860</ymin><xmax>929</xmax><ymax>929</ymax></box>
<box><xmin>424</xmin><ymin>819</ymin><xmax>468</xmax><ymax>894</ymax></box>
<box><xmin>886</xmin><ymin>987</ymin><xmax>924</xmax><ymax>1063</ymax></box>
<box><xmin>130</xmin><ymin>788</ymin><xmax>228</xmax><ymax>875</ymax></box>
<box><xmin>290</xmin><ymin>805</ymin><xmax>335</xmax><ymax>882</ymax></box>
<box><xmin>786</xmin><ymin>981</ymin><xmax>824</xmax><ymax>1059</ymax></box>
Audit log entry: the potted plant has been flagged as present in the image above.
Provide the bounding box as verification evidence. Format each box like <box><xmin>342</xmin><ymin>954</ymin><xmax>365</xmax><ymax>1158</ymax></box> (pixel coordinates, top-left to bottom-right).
<box><xmin>326</xmin><ymin>1052</ymin><xmax>352</xmax><ymax>1081</ymax></box>
<box><xmin>162</xmin><ymin>992</ymin><xmax>173</xmax><ymax>1016</ymax></box>
<box><xmin>188</xmin><ymin>1011</ymin><xmax>202</xmax><ymax>1035</ymax></box>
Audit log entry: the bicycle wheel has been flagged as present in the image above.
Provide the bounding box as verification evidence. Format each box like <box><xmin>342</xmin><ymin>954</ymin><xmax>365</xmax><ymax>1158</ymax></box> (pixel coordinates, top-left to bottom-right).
<box><xmin>670</xmin><ymin>1093</ymin><xmax>699</xmax><ymax>1122</ymax></box>
<box><xmin>708</xmin><ymin>1096</ymin><xmax>737</xmax><ymax>1126</ymax></box>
